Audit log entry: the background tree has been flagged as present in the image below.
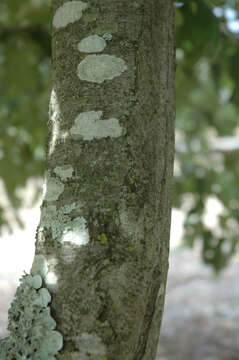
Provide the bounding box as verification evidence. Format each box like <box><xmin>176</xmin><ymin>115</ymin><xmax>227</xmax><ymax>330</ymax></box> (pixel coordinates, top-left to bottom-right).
<box><xmin>0</xmin><ymin>0</ymin><xmax>175</xmax><ymax>359</ymax></box>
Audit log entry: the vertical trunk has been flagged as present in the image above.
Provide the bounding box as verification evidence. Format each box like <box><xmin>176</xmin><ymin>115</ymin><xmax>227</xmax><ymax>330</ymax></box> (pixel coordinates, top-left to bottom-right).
<box><xmin>2</xmin><ymin>0</ymin><xmax>175</xmax><ymax>359</ymax></box>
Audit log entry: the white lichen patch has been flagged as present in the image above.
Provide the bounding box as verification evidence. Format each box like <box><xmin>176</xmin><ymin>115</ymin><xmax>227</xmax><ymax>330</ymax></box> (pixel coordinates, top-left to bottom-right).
<box><xmin>62</xmin><ymin>202</ymin><xmax>77</xmax><ymax>214</ymax></box>
<box><xmin>53</xmin><ymin>1</ymin><xmax>88</xmax><ymax>29</ymax></box>
<box><xmin>0</xmin><ymin>274</ymin><xmax>63</xmax><ymax>359</ymax></box>
<box><xmin>75</xmin><ymin>333</ymin><xmax>106</xmax><ymax>356</ymax></box>
<box><xmin>40</xmin><ymin>331</ymin><xmax>63</xmax><ymax>357</ymax></box>
<box><xmin>62</xmin><ymin>217</ymin><xmax>90</xmax><ymax>246</ymax></box>
<box><xmin>31</xmin><ymin>255</ymin><xmax>48</xmax><ymax>278</ymax></box>
<box><xmin>77</xmin><ymin>54</ymin><xmax>127</xmax><ymax>83</ymax></box>
<box><xmin>77</xmin><ymin>34</ymin><xmax>107</xmax><ymax>53</ymax></box>
<box><xmin>70</xmin><ymin>111</ymin><xmax>123</xmax><ymax>140</ymax></box>
<box><xmin>43</xmin><ymin>172</ymin><xmax>64</xmax><ymax>201</ymax></box>
<box><xmin>40</xmin><ymin>203</ymin><xmax>88</xmax><ymax>245</ymax></box>
<box><xmin>54</xmin><ymin>165</ymin><xmax>73</xmax><ymax>181</ymax></box>
<box><xmin>103</xmin><ymin>33</ymin><xmax>113</xmax><ymax>41</ymax></box>
<box><xmin>40</xmin><ymin>205</ymin><xmax>62</xmax><ymax>240</ymax></box>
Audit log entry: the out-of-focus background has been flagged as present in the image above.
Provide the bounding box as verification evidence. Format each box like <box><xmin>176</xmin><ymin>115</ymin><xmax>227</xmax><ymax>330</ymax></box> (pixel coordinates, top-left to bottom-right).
<box><xmin>1</xmin><ymin>0</ymin><xmax>239</xmax><ymax>358</ymax></box>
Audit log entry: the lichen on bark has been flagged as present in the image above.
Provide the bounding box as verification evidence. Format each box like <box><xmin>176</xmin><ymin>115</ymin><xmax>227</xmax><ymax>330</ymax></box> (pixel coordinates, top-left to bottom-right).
<box><xmin>1</xmin><ymin>0</ymin><xmax>175</xmax><ymax>358</ymax></box>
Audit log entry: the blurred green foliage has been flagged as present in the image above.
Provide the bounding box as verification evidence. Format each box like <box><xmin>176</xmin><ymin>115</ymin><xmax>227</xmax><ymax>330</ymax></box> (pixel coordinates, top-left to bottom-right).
<box><xmin>1</xmin><ymin>0</ymin><xmax>239</xmax><ymax>271</ymax></box>
<box><xmin>0</xmin><ymin>0</ymin><xmax>51</xmax><ymax>229</ymax></box>
<box><xmin>175</xmin><ymin>0</ymin><xmax>239</xmax><ymax>271</ymax></box>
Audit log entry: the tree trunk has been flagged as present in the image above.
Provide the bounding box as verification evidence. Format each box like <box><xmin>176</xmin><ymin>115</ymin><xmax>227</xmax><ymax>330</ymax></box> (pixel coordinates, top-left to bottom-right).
<box><xmin>1</xmin><ymin>0</ymin><xmax>175</xmax><ymax>359</ymax></box>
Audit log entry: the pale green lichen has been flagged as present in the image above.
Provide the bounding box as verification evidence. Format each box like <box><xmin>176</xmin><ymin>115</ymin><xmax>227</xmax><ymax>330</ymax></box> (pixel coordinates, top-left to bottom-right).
<box><xmin>102</xmin><ymin>33</ymin><xmax>113</xmax><ymax>41</ymax></box>
<box><xmin>53</xmin><ymin>1</ymin><xmax>88</xmax><ymax>29</ymax></box>
<box><xmin>75</xmin><ymin>333</ymin><xmax>107</xmax><ymax>357</ymax></box>
<box><xmin>70</xmin><ymin>111</ymin><xmax>123</xmax><ymax>140</ymax></box>
<box><xmin>0</xmin><ymin>274</ymin><xmax>63</xmax><ymax>359</ymax></box>
<box><xmin>40</xmin><ymin>204</ymin><xmax>74</xmax><ymax>240</ymax></box>
<box><xmin>62</xmin><ymin>203</ymin><xmax>78</xmax><ymax>214</ymax></box>
<box><xmin>77</xmin><ymin>35</ymin><xmax>107</xmax><ymax>53</ymax></box>
<box><xmin>24</xmin><ymin>274</ymin><xmax>42</xmax><ymax>289</ymax></box>
<box><xmin>40</xmin><ymin>205</ymin><xmax>58</xmax><ymax>237</ymax></box>
<box><xmin>77</xmin><ymin>55</ymin><xmax>127</xmax><ymax>83</ymax></box>
<box><xmin>31</xmin><ymin>254</ymin><xmax>48</xmax><ymax>278</ymax></box>
<box><xmin>40</xmin><ymin>203</ymin><xmax>90</xmax><ymax>247</ymax></box>
<box><xmin>61</xmin><ymin>217</ymin><xmax>90</xmax><ymax>246</ymax></box>
<box><xmin>43</xmin><ymin>172</ymin><xmax>64</xmax><ymax>201</ymax></box>
<box><xmin>54</xmin><ymin>165</ymin><xmax>74</xmax><ymax>181</ymax></box>
<box><xmin>33</xmin><ymin>288</ymin><xmax>52</xmax><ymax>307</ymax></box>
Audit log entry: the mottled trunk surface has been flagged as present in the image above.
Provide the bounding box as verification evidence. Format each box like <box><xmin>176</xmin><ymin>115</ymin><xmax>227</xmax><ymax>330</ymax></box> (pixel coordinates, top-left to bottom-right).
<box><xmin>2</xmin><ymin>0</ymin><xmax>175</xmax><ymax>359</ymax></box>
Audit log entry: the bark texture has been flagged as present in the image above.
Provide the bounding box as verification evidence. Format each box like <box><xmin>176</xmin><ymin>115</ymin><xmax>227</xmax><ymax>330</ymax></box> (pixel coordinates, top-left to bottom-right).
<box><xmin>35</xmin><ymin>0</ymin><xmax>175</xmax><ymax>359</ymax></box>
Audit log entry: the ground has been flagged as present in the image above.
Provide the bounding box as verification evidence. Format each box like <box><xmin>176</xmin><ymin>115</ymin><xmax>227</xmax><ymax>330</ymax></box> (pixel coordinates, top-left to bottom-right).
<box><xmin>0</xmin><ymin>193</ymin><xmax>238</xmax><ymax>359</ymax></box>
<box><xmin>158</xmin><ymin>246</ymin><xmax>239</xmax><ymax>360</ymax></box>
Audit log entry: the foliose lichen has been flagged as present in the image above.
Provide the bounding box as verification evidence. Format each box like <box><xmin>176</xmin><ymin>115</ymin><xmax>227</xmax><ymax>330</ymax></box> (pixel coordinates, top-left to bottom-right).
<box><xmin>53</xmin><ymin>1</ymin><xmax>88</xmax><ymax>29</ymax></box>
<box><xmin>70</xmin><ymin>111</ymin><xmax>123</xmax><ymax>140</ymax></box>
<box><xmin>77</xmin><ymin>55</ymin><xmax>127</xmax><ymax>83</ymax></box>
<box><xmin>102</xmin><ymin>33</ymin><xmax>113</xmax><ymax>41</ymax></box>
<box><xmin>40</xmin><ymin>203</ymin><xmax>90</xmax><ymax>247</ymax></box>
<box><xmin>77</xmin><ymin>35</ymin><xmax>107</xmax><ymax>53</ymax></box>
<box><xmin>0</xmin><ymin>274</ymin><xmax>63</xmax><ymax>359</ymax></box>
<box><xmin>40</xmin><ymin>203</ymin><xmax>74</xmax><ymax>240</ymax></box>
<box><xmin>42</xmin><ymin>171</ymin><xmax>64</xmax><ymax>202</ymax></box>
<box><xmin>54</xmin><ymin>165</ymin><xmax>74</xmax><ymax>181</ymax></box>
<box><xmin>62</xmin><ymin>217</ymin><xmax>90</xmax><ymax>246</ymax></box>
<box><xmin>31</xmin><ymin>255</ymin><xmax>48</xmax><ymax>278</ymax></box>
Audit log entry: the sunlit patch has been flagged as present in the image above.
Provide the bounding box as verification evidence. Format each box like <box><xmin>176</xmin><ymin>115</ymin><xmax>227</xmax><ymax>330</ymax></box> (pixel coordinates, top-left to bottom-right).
<box><xmin>49</xmin><ymin>89</ymin><xmax>61</xmax><ymax>156</ymax></box>
<box><xmin>61</xmin><ymin>217</ymin><xmax>89</xmax><ymax>246</ymax></box>
<box><xmin>31</xmin><ymin>254</ymin><xmax>48</xmax><ymax>278</ymax></box>
<box><xmin>49</xmin><ymin>117</ymin><xmax>60</xmax><ymax>156</ymax></box>
<box><xmin>45</xmin><ymin>272</ymin><xmax>58</xmax><ymax>286</ymax></box>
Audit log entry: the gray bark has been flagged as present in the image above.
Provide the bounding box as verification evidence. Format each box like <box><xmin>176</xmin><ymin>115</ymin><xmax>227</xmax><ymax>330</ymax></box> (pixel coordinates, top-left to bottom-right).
<box><xmin>1</xmin><ymin>0</ymin><xmax>175</xmax><ymax>359</ymax></box>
